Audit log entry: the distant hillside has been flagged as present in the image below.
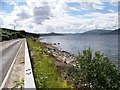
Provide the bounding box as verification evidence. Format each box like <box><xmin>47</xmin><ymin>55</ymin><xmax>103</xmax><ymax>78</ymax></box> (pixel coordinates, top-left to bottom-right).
<box><xmin>82</xmin><ymin>29</ymin><xmax>112</xmax><ymax>35</ymax></box>
<box><xmin>40</xmin><ymin>32</ymin><xmax>63</xmax><ymax>36</ymax></box>
<box><xmin>101</xmin><ymin>28</ymin><xmax>120</xmax><ymax>35</ymax></box>
<box><xmin>0</xmin><ymin>28</ymin><xmax>40</xmax><ymax>41</ymax></box>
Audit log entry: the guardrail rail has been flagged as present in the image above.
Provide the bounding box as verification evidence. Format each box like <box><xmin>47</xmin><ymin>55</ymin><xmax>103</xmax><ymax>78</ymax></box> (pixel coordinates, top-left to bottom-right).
<box><xmin>25</xmin><ymin>39</ymin><xmax>36</xmax><ymax>89</ymax></box>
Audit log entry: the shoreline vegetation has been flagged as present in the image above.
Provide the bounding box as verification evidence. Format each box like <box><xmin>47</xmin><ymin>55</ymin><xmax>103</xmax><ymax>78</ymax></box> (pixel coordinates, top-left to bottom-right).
<box><xmin>27</xmin><ymin>38</ymin><xmax>74</xmax><ymax>88</ymax></box>
<box><xmin>27</xmin><ymin>38</ymin><xmax>120</xmax><ymax>89</ymax></box>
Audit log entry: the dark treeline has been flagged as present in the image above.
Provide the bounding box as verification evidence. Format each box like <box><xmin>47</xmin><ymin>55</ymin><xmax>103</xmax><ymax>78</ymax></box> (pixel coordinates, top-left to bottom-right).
<box><xmin>0</xmin><ymin>28</ymin><xmax>40</xmax><ymax>41</ymax></box>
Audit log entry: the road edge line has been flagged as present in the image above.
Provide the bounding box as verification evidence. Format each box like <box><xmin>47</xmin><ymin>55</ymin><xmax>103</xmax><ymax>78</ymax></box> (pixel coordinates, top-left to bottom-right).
<box><xmin>0</xmin><ymin>39</ymin><xmax>24</xmax><ymax>89</ymax></box>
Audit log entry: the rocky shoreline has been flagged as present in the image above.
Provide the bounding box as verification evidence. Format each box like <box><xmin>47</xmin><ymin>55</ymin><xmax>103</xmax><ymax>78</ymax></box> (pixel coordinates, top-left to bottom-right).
<box><xmin>42</xmin><ymin>42</ymin><xmax>77</xmax><ymax>66</ymax></box>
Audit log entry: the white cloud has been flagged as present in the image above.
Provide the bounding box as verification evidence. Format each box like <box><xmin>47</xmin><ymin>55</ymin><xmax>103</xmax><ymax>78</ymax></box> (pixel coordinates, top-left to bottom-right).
<box><xmin>68</xmin><ymin>7</ymin><xmax>80</xmax><ymax>11</ymax></box>
<box><xmin>108</xmin><ymin>9</ymin><xmax>116</xmax><ymax>13</ymax></box>
<box><xmin>0</xmin><ymin>16</ymin><xmax>3</xmax><ymax>27</ymax></box>
<box><xmin>1</xmin><ymin>0</ymin><xmax>119</xmax><ymax>33</ymax></box>
<box><xmin>93</xmin><ymin>4</ymin><xmax>104</xmax><ymax>10</ymax></box>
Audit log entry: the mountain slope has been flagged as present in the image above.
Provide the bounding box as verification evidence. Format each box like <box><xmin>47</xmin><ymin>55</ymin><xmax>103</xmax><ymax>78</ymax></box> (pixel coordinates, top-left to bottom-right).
<box><xmin>101</xmin><ymin>28</ymin><xmax>120</xmax><ymax>35</ymax></box>
<box><xmin>82</xmin><ymin>29</ymin><xmax>112</xmax><ymax>35</ymax></box>
<box><xmin>40</xmin><ymin>32</ymin><xmax>63</xmax><ymax>36</ymax></box>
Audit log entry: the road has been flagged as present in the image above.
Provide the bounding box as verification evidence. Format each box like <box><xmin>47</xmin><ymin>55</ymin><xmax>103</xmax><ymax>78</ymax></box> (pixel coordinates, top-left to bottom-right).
<box><xmin>0</xmin><ymin>39</ymin><xmax>25</xmax><ymax>86</ymax></box>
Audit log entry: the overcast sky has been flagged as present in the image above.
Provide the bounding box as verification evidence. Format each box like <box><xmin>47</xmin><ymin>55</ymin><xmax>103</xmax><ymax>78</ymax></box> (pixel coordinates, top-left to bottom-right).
<box><xmin>0</xmin><ymin>0</ymin><xmax>119</xmax><ymax>33</ymax></box>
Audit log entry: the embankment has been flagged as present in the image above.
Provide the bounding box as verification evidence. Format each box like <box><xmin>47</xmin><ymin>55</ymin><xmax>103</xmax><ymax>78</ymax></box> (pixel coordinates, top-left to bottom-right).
<box><xmin>41</xmin><ymin>42</ymin><xmax>77</xmax><ymax>66</ymax></box>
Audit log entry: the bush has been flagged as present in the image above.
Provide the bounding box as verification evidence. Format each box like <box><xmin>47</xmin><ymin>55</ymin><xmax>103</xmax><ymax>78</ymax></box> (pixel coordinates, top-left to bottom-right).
<box><xmin>2</xmin><ymin>35</ymin><xmax>10</xmax><ymax>40</ymax></box>
<box><xmin>7</xmin><ymin>33</ymin><xmax>12</xmax><ymax>39</ymax></box>
<box><xmin>71</xmin><ymin>48</ymin><xmax>120</xmax><ymax>90</ymax></box>
<box><xmin>19</xmin><ymin>30</ymin><xmax>26</xmax><ymax>37</ymax></box>
<box><xmin>15</xmin><ymin>32</ymin><xmax>23</xmax><ymax>38</ymax></box>
<box><xmin>0</xmin><ymin>33</ymin><xmax>2</xmax><ymax>41</ymax></box>
<box><xmin>11</xmin><ymin>32</ymin><xmax>17</xmax><ymax>39</ymax></box>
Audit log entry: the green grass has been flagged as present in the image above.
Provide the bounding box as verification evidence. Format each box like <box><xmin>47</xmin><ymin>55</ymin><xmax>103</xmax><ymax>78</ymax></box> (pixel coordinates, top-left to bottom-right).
<box><xmin>27</xmin><ymin>38</ymin><xmax>73</xmax><ymax>88</ymax></box>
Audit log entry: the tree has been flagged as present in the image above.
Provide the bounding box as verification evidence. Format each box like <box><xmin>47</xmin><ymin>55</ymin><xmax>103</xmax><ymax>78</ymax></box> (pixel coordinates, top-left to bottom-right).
<box><xmin>2</xmin><ymin>35</ymin><xmax>10</xmax><ymax>40</ymax></box>
<box><xmin>11</xmin><ymin>32</ymin><xmax>17</xmax><ymax>39</ymax></box>
<box><xmin>19</xmin><ymin>30</ymin><xmax>26</xmax><ymax>37</ymax></box>
<box><xmin>71</xmin><ymin>48</ymin><xmax>120</xmax><ymax>90</ymax></box>
<box><xmin>15</xmin><ymin>32</ymin><xmax>23</xmax><ymax>38</ymax></box>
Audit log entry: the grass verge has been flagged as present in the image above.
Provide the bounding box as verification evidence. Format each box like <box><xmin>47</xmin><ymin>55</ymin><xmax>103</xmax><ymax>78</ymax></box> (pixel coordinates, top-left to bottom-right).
<box><xmin>27</xmin><ymin>38</ymin><xmax>73</xmax><ymax>88</ymax></box>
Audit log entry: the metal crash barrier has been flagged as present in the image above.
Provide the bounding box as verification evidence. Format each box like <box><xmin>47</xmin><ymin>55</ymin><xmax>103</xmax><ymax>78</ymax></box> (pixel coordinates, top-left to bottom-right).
<box><xmin>25</xmin><ymin>39</ymin><xmax>36</xmax><ymax>89</ymax></box>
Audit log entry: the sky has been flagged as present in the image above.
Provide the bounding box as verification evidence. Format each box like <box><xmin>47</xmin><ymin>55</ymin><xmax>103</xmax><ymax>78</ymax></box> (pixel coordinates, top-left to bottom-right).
<box><xmin>0</xmin><ymin>0</ymin><xmax>119</xmax><ymax>33</ymax></box>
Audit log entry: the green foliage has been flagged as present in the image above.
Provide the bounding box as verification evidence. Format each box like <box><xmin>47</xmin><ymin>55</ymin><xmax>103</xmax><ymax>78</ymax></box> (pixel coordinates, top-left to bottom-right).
<box><xmin>19</xmin><ymin>30</ymin><xmax>26</xmax><ymax>37</ymax></box>
<box><xmin>12</xmin><ymin>79</ymin><xmax>24</xmax><ymax>90</ymax></box>
<box><xmin>7</xmin><ymin>33</ymin><xmax>12</xmax><ymax>39</ymax></box>
<box><xmin>0</xmin><ymin>32</ymin><xmax>2</xmax><ymax>41</ymax></box>
<box><xmin>11</xmin><ymin>32</ymin><xmax>17</xmax><ymax>39</ymax></box>
<box><xmin>1</xmin><ymin>31</ymin><xmax>23</xmax><ymax>41</ymax></box>
<box><xmin>71</xmin><ymin>48</ymin><xmax>120</xmax><ymax>90</ymax></box>
<box><xmin>15</xmin><ymin>32</ymin><xmax>23</xmax><ymax>38</ymax></box>
<box><xmin>27</xmin><ymin>39</ymin><xmax>73</xmax><ymax>88</ymax></box>
<box><xmin>33</xmin><ymin>55</ymin><xmax>68</xmax><ymax>88</ymax></box>
<box><xmin>1</xmin><ymin>28</ymin><xmax>39</xmax><ymax>41</ymax></box>
<box><xmin>2</xmin><ymin>35</ymin><xmax>10</xmax><ymax>40</ymax></box>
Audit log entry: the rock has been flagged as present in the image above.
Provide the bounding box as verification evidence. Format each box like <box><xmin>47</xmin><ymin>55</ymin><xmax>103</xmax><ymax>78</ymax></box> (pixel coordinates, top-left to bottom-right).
<box><xmin>43</xmin><ymin>42</ymin><xmax>76</xmax><ymax>65</ymax></box>
<box><xmin>53</xmin><ymin>43</ymin><xmax>56</xmax><ymax>45</ymax></box>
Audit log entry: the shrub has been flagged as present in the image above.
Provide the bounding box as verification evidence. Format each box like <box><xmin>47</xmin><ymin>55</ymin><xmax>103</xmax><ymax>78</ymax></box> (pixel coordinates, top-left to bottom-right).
<box><xmin>2</xmin><ymin>35</ymin><xmax>10</xmax><ymax>40</ymax></box>
<box><xmin>11</xmin><ymin>32</ymin><xmax>18</xmax><ymax>39</ymax></box>
<box><xmin>71</xmin><ymin>48</ymin><xmax>120</xmax><ymax>90</ymax></box>
<box><xmin>15</xmin><ymin>32</ymin><xmax>23</xmax><ymax>38</ymax></box>
<box><xmin>19</xmin><ymin>30</ymin><xmax>26</xmax><ymax>37</ymax></box>
<box><xmin>7</xmin><ymin>33</ymin><xmax>12</xmax><ymax>39</ymax></box>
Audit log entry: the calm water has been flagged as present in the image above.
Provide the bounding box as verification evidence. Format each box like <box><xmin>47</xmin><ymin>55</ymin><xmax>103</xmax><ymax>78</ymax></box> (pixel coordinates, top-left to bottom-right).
<box><xmin>40</xmin><ymin>35</ymin><xmax>118</xmax><ymax>64</ymax></box>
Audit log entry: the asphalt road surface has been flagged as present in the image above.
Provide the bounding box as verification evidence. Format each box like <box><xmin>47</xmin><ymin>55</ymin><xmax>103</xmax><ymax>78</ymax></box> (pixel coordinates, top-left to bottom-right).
<box><xmin>0</xmin><ymin>39</ymin><xmax>25</xmax><ymax>86</ymax></box>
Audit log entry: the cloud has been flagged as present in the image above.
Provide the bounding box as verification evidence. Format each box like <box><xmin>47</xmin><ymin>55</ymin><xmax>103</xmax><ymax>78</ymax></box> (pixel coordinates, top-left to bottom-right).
<box><xmin>93</xmin><ymin>4</ymin><xmax>104</xmax><ymax>10</ymax></box>
<box><xmin>68</xmin><ymin>7</ymin><xmax>80</xmax><ymax>11</ymax></box>
<box><xmin>67</xmin><ymin>1</ymin><xmax>104</xmax><ymax>11</ymax></box>
<box><xmin>80</xmin><ymin>2</ymin><xmax>94</xmax><ymax>10</ymax></box>
<box><xmin>16</xmin><ymin>10</ymin><xmax>30</xmax><ymax>19</ymax></box>
<box><xmin>0</xmin><ymin>15</ymin><xmax>4</xmax><ymax>27</ymax></box>
<box><xmin>33</xmin><ymin>2</ymin><xmax>52</xmax><ymax>24</ymax></box>
<box><xmin>42</xmin><ymin>11</ymin><xmax>118</xmax><ymax>33</ymax></box>
<box><xmin>1</xmin><ymin>0</ymin><xmax>119</xmax><ymax>33</ymax></box>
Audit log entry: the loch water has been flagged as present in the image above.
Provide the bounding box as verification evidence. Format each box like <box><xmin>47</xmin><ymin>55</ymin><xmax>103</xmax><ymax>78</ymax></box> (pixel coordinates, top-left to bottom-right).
<box><xmin>40</xmin><ymin>35</ymin><xmax>119</xmax><ymax>65</ymax></box>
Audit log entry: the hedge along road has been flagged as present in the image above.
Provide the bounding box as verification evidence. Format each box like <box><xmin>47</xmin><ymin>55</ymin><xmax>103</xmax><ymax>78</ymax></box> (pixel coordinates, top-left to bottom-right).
<box><xmin>0</xmin><ymin>39</ymin><xmax>25</xmax><ymax>86</ymax></box>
